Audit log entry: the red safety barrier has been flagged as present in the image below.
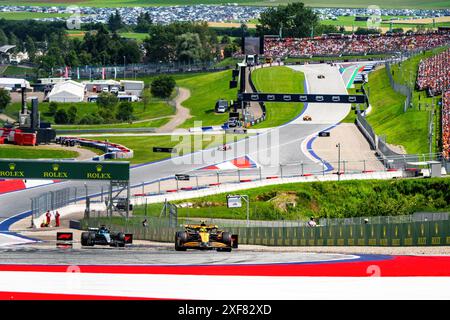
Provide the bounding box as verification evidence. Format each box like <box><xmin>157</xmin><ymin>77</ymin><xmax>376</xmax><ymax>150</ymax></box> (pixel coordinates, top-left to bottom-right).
<box><xmin>406</xmin><ymin>168</ymin><xmax>419</xmax><ymax>171</ymax></box>
<box><xmin>387</xmin><ymin>168</ymin><xmax>398</xmax><ymax>172</ymax></box>
<box><xmin>266</xmin><ymin>176</ymin><xmax>278</xmax><ymax>179</ymax></box>
<box><xmin>133</xmin><ymin>193</ymin><xmax>145</xmax><ymax>197</ymax></box>
<box><xmin>166</xmin><ymin>189</ymin><xmax>178</xmax><ymax>193</ymax></box>
<box><xmin>209</xmin><ymin>183</ymin><xmax>220</xmax><ymax>186</ymax></box>
<box><xmin>240</xmin><ymin>179</ymin><xmax>252</xmax><ymax>183</ymax></box>
<box><xmin>362</xmin><ymin>170</ymin><xmax>375</xmax><ymax>173</ymax></box>
<box><xmin>302</xmin><ymin>173</ymin><xmax>313</xmax><ymax>177</ymax></box>
<box><xmin>181</xmin><ymin>187</ymin><xmax>193</xmax><ymax>191</ymax></box>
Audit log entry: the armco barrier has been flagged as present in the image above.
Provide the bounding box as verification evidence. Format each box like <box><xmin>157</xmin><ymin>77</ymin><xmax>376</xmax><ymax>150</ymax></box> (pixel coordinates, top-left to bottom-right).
<box><xmin>85</xmin><ymin>219</ymin><xmax>449</xmax><ymax>246</ymax></box>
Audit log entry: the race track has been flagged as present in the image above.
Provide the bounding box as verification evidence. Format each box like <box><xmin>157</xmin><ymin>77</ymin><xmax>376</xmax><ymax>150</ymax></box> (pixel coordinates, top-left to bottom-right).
<box><xmin>1</xmin><ymin>64</ymin><xmax>360</xmax><ymax>236</ymax></box>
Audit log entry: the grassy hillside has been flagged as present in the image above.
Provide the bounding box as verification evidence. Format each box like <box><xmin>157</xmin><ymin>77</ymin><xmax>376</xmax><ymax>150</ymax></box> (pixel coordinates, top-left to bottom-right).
<box><xmin>366</xmin><ymin>47</ymin><xmax>448</xmax><ymax>154</ymax></box>
<box><xmin>176</xmin><ymin>70</ymin><xmax>237</xmax><ymax>128</ymax></box>
<box><xmin>366</xmin><ymin>67</ymin><xmax>429</xmax><ymax>154</ymax></box>
<box><xmin>131</xmin><ymin>177</ymin><xmax>450</xmax><ymax>220</ymax></box>
<box><xmin>251</xmin><ymin>66</ymin><xmax>305</xmax><ymax>128</ymax></box>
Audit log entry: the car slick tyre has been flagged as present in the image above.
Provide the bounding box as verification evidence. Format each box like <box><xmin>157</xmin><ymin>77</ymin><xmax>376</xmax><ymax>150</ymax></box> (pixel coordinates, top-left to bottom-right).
<box><xmin>81</xmin><ymin>232</ymin><xmax>89</xmax><ymax>246</ymax></box>
<box><xmin>175</xmin><ymin>231</ymin><xmax>187</xmax><ymax>251</ymax></box>
<box><xmin>88</xmin><ymin>232</ymin><xmax>96</xmax><ymax>246</ymax></box>
<box><xmin>221</xmin><ymin>232</ymin><xmax>232</xmax><ymax>246</ymax></box>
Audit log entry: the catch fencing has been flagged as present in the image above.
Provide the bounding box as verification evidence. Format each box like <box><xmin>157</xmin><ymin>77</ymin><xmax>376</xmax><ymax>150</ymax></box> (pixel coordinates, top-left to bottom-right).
<box><xmin>48</xmin><ymin>61</ymin><xmax>230</xmax><ymax>80</ymax></box>
<box><xmin>81</xmin><ymin>216</ymin><xmax>450</xmax><ymax>247</ymax></box>
<box><xmin>385</xmin><ymin>62</ymin><xmax>413</xmax><ymax>112</ymax></box>
<box><xmin>31</xmin><ymin>187</ymin><xmax>74</xmax><ymax>218</ymax></box>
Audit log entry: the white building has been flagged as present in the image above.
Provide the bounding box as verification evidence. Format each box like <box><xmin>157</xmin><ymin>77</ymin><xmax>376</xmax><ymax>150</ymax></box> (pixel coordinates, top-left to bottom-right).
<box><xmin>48</xmin><ymin>80</ymin><xmax>85</xmax><ymax>103</ymax></box>
<box><xmin>0</xmin><ymin>78</ymin><xmax>31</xmax><ymax>91</ymax></box>
<box><xmin>120</xmin><ymin>80</ymin><xmax>144</xmax><ymax>97</ymax></box>
<box><xmin>83</xmin><ymin>79</ymin><xmax>120</xmax><ymax>92</ymax></box>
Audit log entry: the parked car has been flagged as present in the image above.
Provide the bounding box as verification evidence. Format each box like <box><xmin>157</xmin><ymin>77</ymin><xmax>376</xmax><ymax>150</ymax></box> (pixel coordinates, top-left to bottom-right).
<box><xmin>215</xmin><ymin>99</ymin><xmax>229</xmax><ymax>113</ymax></box>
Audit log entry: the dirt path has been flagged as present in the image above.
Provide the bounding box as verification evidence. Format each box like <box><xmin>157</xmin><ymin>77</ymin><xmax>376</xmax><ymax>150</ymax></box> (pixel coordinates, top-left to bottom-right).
<box><xmin>156</xmin><ymin>87</ymin><xmax>192</xmax><ymax>133</ymax></box>
<box><xmin>0</xmin><ymin>113</ymin><xmax>16</xmax><ymax>123</ymax></box>
<box><xmin>32</xmin><ymin>144</ymin><xmax>99</xmax><ymax>160</ymax></box>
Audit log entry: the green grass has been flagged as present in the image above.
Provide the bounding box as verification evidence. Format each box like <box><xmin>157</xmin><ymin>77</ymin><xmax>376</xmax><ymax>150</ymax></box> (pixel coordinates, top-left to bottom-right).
<box><xmin>214</xmin><ymin>57</ymin><xmax>241</xmax><ymax>68</ymax></box>
<box><xmin>251</xmin><ymin>66</ymin><xmax>305</xmax><ymax>128</ymax></box>
<box><xmin>388</xmin><ymin>46</ymin><xmax>448</xmax><ymax>154</ymax></box>
<box><xmin>119</xmin><ymin>32</ymin><xmax>149</xmax><ymax>42</ymax></box>
<box><xmin>0</xmin><ymin>0</ymin><xmax>445</xmax><ymax>9</ymax></box>
<box><xmin>0</xmin><ymin>12</ymin><xmax>72</xmax><ymax>20</ymax></box>
<box><xmin>131</xmin><ymin>177</ymin><xmax>450</xmax><ymax>220</ymax></box>
<box><xmin>1</xmin><ymin>66</ymin><xmax>35</xmax><ymax>77</ymax></box>
<box><xmin>320</xmin><ymin>15</ymin><xmax>450</xmax><ymax>29</ymax></box>
<box><xmin>0</xmin><ymin>145</ymin><xmax>79</xmax><ymax>160</ymax></box>
<box><xmin>366</xmin><ymin>68</ymin><xmax>429</xmax><ymax>154</ymax></box>
<box><xmin>98</xmin><ymin>133</ymin><xmax>248</xmax><ymax>164</ymax></box>
<box><xmin>176</xmin><ymin>70</ymin><xmax>238</xmax><ymax>128</ymax></box>
<box><xmin>5</xmin><ymin>100</ymin><xmax>175</xmax><ymax>126</ymax></box>
<box><xmin>54</xmin><ymin>117</ymin><xmax>170</xmax><ymax>130</ymax></box>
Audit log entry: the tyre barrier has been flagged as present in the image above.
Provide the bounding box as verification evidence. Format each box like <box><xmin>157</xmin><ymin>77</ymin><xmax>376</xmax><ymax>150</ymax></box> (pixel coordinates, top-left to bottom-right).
<box><xmin>239</xmin><ymin>179</ymin><xmax>252</xmax><ymax>183</ymax></box>
<box><xmin>266</xmin><ymin>176</ymin><xmax>278</xmax><ymax>179</ymax></box>
<box><xmin>56</xmin><ymin>137</ymin><xmax>134</xmax><ymax>160</ymax></box>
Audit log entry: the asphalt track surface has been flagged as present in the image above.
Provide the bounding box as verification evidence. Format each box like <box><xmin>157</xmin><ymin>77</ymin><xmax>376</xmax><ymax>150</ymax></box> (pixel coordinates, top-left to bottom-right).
<box><xmin>0</xmin><ymin>245</ymin><xmax>356</xmax><ymax>265</ymax></box>
<box><xmin>0</xmin><ymin>64</ymin><xmax>351</xmax><ymax>230</ymax></box>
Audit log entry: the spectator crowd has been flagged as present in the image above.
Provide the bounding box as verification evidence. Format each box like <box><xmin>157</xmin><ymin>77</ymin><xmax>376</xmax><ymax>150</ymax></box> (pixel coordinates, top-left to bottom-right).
<box><xmin>443</xmin><ymin>91</ymin><xmax>450</xmax><ymax>159</ymax></box>
<box><xmin>416</xmin><ymin>48</ymin><xmax>450</xmax><ymax>96</ymax></box>
<box><xmin>264</xmin><ymin>32</ymin><xmax>450</xmax><ymax>58</ymax></box>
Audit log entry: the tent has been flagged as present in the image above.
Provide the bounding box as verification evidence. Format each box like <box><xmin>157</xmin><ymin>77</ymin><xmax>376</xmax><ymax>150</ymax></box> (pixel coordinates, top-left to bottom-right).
<box><xmin>48</xmin><ymin>80</ymin><xmax>85</xmax><ymax>103</ymax></box>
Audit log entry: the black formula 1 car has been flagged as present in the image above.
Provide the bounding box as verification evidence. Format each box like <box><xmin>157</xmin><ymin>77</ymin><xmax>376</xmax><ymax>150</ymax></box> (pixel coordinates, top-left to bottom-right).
<box><xmin>81</xmin><ymin>226</ymin><xmax>132</xmax><ymax>247</ymax></box>
<box><xmin>175</xmin><ymin>224</ymin><xmax>238</xmax><ymax>252</ymax></box>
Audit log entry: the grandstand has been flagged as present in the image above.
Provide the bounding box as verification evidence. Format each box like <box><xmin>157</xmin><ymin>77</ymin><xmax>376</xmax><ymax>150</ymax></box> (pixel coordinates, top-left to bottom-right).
<box><xmin>443</xmin><ymin>91</ymin><xmax>450</xmax><ymax>159</ymax></box>
<box><xmin>417</xmin><ymin>48</ymin><xmax>450</xmax><ymax>96</ymax></box>
<box><xmin>263</xmin><ymin>32</ymin><xmax>450</xmax><ymax>58</ymax></box>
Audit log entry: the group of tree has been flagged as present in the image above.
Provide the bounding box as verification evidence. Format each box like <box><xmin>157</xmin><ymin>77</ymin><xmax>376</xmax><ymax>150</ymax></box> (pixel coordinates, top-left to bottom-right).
<box><xmin>150</xmin><ymin>75</ymin><xmax>176</xmax><ymax>99</ymax></box>
<box><xmin>143</xmin><ymin>21</ymin><xmax>220</xmax><ymax>63</ymax></box>
<box><xmin>48</xmin><ymin>95</ymin><xmax>134</xmax><ymax>125</ymax></box>
<box><xmin>37</xmin><ymin>25</ymin><xmax>141</xmax><ymax>72</ymax></box>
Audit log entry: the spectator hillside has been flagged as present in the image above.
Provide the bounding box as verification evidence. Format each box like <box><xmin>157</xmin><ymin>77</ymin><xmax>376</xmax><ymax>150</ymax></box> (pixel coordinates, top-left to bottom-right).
<box><xmin>263</xmin><ymin>32</ymin><xmax>450</xmax><ymax>58</ymax></box>
<box><xmin>443</xmin><ymin>91</ymin><xmax>450</xmax><ymax>159</ymax></box>
<box><xmin>417</xmin><ymin>48</ymin><xmax>450</xmax><ymax>96</ymax></box>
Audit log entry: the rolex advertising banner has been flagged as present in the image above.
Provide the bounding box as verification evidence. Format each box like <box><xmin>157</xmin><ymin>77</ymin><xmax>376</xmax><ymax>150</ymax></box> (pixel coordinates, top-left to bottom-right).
<box><xmin>0</xmin><ymin>160</ymin><xmax>129</xmax><ymax>181</ymax></box>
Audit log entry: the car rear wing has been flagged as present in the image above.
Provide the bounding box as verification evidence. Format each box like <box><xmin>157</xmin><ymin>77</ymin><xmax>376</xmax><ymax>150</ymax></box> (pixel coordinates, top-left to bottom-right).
<box><xmin>124</xmin><ymin>234</ymin><xmax>133</xmax><ymax>244</ymax></box>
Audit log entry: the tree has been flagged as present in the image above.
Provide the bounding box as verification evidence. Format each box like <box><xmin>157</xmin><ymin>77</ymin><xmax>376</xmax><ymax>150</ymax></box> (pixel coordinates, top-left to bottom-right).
<box><xmin>141</xmin><ymin>88</ymin><xmax>152</xmax><ymax>112</ymax></box>
<box><xmin>256</xmin><ymin>2</ymin><xmax>318</xmax><ymax>38</ymax></box>
<box><xmin>96</xmin><ymin>92</ymin><xmax>118</xmax><ymax>110</ymax></box>
<box><xmin>108</xmin><ymin>10</ymin><xmax>123</xmax><ymax>32</ymax></box>
<box><xmin>24</xmin><ymin>35</ymin><xmax>36</xmax><ymax>62</ymax></box>
<box><xmin>48</xmin><ymin>102</ymin><xmax>58</xmax><ymax>115</ymax></box>
<box><xmin>220</xmin><ymin>35</ymin><xmax>231</xmax><ymax>45</ymax></box>
<box><xmin>54</xmin><ymin>108</ymin><xmax>68</xmax><ymax>124</ymax></box>
<box><xmin>223</xmin><ymin>43</ymin><xmax>239</xmax><ymax>58</ymax></box>
<box><xmin>151</xmin><ymin>75</ymin><xmax>176</xmax><ymax>99</ymax></box>
<box><xmin>67</xmin><ymin>105</ymin><xmax>77</xmax><ymax>124</ymax></box>
<box><xmin>135</xmin><ymin>12</ymin><xmax>152</xmax><ymax>33</ymax></box>
<box><xmin>116</xmin><ymin>101</ymin><xmax>134</xmax><ymax>121</ymax></box>
<box><xmin>0</xmin><ymin>88</ymin><xmax>11</xmax><ymax>111</ymax></box>
<box><xmin>176</xmin><ymin>32</ymin><xmax>202</xmax><ymax>63</ymax></box>
<box><xmin>0</xmin><ymin>29</ymin><xmax>8</xmax><ymax>46</ymax></box>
